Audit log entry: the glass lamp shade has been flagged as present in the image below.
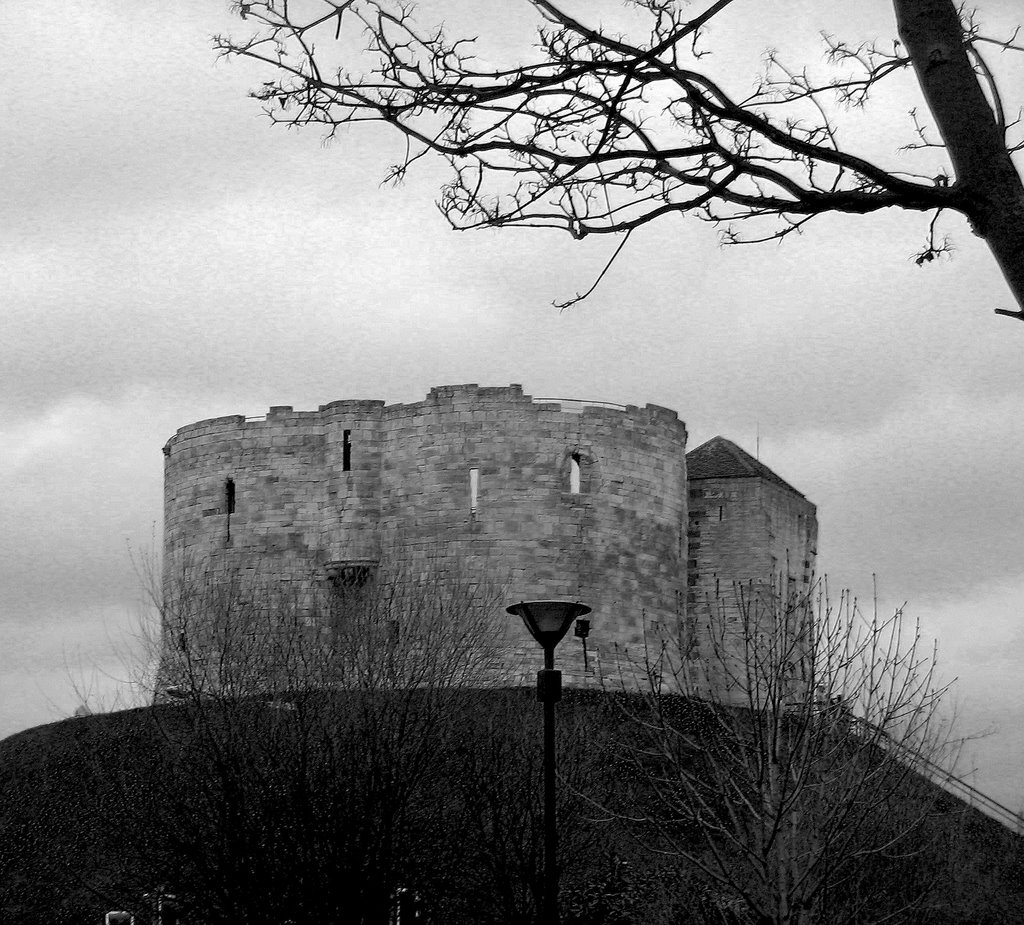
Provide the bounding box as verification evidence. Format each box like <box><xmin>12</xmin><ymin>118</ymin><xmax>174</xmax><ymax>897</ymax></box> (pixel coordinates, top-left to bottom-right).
<box><xmin>506</xmin><ymin>600</ymin><xmax>592</xmax><ymax>649</ymax></box>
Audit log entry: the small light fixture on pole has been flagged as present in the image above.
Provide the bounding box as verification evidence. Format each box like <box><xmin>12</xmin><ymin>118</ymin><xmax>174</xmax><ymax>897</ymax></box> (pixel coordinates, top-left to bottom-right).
<box><xmin>506</xmin><ymin>600</ymin><xmax>592</xmax><ymax>925</ymax></box>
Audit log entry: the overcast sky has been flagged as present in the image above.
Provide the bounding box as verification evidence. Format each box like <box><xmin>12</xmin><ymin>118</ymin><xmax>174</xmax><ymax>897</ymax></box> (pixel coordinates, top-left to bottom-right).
<box><xmin>2</xmin><ymin>1</ymin><xmax>1023</xmax><ymax>809</ymax></box>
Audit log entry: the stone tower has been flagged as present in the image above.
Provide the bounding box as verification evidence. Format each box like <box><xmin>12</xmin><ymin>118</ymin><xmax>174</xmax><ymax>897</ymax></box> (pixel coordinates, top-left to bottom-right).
<box><xmin>684</xmin><ymin>436</ymin><xmax>818</xmax><ymax>699</ymax></box>
<box><xmin>161</xmin><ymin>384</ymin><xmax>689</xmax><ymax>690</ymax></box>
<box><xmin>160</xmin><ymin>388</ymin><xmax>816</xmax><ymax>698</ymax></box>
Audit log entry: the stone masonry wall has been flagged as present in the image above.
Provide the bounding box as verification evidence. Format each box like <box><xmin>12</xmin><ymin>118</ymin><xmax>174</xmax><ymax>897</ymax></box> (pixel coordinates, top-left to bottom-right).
<box><xmin>686</xmin><ymin>476</ymin><xmax>817</xmax><ymax>698</ymax></box>
<box><xmin>162</xmin><ymin>385</ymin><xmax>689</xmax><ymax>691</ymax></box>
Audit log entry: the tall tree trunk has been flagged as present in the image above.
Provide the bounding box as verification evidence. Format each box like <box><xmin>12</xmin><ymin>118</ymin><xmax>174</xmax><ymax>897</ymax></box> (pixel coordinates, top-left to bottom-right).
<box><xmin>894</xmin><ymin>0</ymin><xmax>1024</xmax><ymax>317</ymax></box>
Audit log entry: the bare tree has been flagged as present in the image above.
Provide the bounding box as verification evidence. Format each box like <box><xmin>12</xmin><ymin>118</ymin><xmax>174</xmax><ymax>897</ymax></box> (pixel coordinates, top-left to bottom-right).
<box><xmin>9</xmin><ymin>557</ymin><xmax>694</xmax><ymax>923</ymax></box>
<box><xmin>154</xmin><ymin>553</ymin><xmax>502</xmax><ymax>699</ymax></box>
<box><xmin>430</xmin><ymin>687</ymin><xmax>692</xmax><ymax>925</ymax></box>
<box><xmin>615</xmin><ymin>579</ymin><xmax>974</xmax><ymax>925</ymax></box>
<box><xmin>216</xmin><ymin>0</ymin><xmax>1024</xmax><ymax>317</ymax></box>
<box><xmin>148</xmin><ymin>560</ymin><xmax>692</xmax><ymax>924</ymax></box>
<box><xmin>70</xmin><ymin>557</ymin><xmax>511</xmax><ymax>923</ymax></box>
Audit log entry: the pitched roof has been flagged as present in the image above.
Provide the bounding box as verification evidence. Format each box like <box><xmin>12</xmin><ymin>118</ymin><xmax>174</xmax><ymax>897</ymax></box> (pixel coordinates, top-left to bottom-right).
<box><xmin>686</xmin><ymin>436</ymin><xmax>804</xmax><ymax>497</ymax></box>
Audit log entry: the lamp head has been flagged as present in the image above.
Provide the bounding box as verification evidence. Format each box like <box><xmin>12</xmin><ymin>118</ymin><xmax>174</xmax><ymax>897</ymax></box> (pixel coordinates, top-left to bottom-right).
<box><xmin>506</xmin><ymin>600</ymin><xmax>592</xmax><ymax>651</ymax></box>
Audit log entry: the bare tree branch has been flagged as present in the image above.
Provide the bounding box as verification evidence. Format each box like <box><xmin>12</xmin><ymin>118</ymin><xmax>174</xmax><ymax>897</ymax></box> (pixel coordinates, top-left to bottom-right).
<box><xmin>216</xmin><ymin>0</ymin><xmax>1024</xmax><ymax>317</ymax></box>
<box><xmin>608</xmin><ymin>578</ymin><xmax>971</xmax><ymax>925</ymax></box>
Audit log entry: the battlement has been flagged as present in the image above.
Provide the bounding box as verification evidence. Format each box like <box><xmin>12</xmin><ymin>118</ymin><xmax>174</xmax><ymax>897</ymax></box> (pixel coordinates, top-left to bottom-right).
<box><xmin>164</xmin><ymin>385</ymin><xmax>682</xmax><ymax>451</ymax></box>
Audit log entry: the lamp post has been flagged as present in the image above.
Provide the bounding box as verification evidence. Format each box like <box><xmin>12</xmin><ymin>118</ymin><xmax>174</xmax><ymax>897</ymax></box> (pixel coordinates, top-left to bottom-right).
<box><xmin>506</xmin><ymin>600</ymin><xmax>592</xmax><ymax>925</ymax></box>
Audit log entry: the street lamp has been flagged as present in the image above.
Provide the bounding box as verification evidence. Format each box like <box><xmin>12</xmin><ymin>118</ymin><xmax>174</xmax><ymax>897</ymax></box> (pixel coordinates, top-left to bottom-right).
<box><xmin>506</xmin><ymin>600</ymin><xmax>592</xmax><ymax>925</ymax></box>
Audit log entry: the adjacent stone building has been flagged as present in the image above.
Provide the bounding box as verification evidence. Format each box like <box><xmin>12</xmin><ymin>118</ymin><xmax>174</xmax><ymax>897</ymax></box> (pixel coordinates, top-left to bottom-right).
<box><xmin>160</xmin><ymin>384</ymin><xmax>816</xmax><ymax>696</ymax></box>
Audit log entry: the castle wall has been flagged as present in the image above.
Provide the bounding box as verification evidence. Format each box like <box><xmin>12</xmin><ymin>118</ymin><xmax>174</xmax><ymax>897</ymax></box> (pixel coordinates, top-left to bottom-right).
<box><xmin>161</xmin><ymin>386</ymin><xmax>821</xmax><ymax>700</ymax></box>
<box><xmin>163</xmin><ymin>409</ymin><xmax>328</xmax><ymax>580</ymax></box>
<box><xmin>162</xmin><ymin>385</ymin><xmax>689</xmax><ymax>689</ymax></box>
<box><xmin>686</xmin><ymin>476</ymin><xmax>817</xmax><ymax>699</ymax></box>
<box><xmin>319</xmin><ymin>399</ymin><xmax>386</xmax><ymax>568</ymax></box>
<box><xmin>687</xmin><ymin>478</ymin><xmax>815</xmax><ymax>601</ymax></box>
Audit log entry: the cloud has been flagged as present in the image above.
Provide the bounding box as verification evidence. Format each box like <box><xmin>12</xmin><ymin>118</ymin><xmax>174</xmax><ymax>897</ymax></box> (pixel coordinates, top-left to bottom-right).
<box><xmin>0</xmin><ymin>393</ymin><xmax>166</xmax><ymax>616</ymax></box>
<box><xmin>759</xmin><ymin>386</ymin><xmax>1024</xmax><ymax>603</ymax></box>
<box><xmin>912</xmin><ymin>583</ymin><xmax>1024</xmax><ymax>809</ymax></box>
<box><xmin>0</xmin><ymin>600</ymin><xmax>151</xmax><ymax>740</ymax></box>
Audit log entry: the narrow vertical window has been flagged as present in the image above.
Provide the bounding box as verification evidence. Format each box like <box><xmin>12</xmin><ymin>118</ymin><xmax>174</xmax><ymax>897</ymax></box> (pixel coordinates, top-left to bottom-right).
<box><xmin>342</xmin><ymin>430</ymin><xmax>352</xmax><ymax>472</ymax></box>
<box><xmin>570</xmin><ymin>453</ymin><xmax>581</xmax><ymax>494</ymax></box>
<box><xmin>718</xmin><ymin>505</ymin><xmax>724</xmax><ymax>521</ymax></box>
<box><xmin>469</xmin><ymin>467</ymin><xmax>479</xmax><ymax>514</ymax></box>
<box><xmin>225</xmin><ymin>478</ymin><xmax>235</xmax><ymax>545</ymax></box>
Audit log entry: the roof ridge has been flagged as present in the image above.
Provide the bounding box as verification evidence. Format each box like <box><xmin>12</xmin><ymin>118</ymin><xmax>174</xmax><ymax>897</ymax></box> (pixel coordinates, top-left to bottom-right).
<box><xmin>686</xmin><ymin>436</ymin><xmax>804</xmax><ymax>497</ymax></box>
